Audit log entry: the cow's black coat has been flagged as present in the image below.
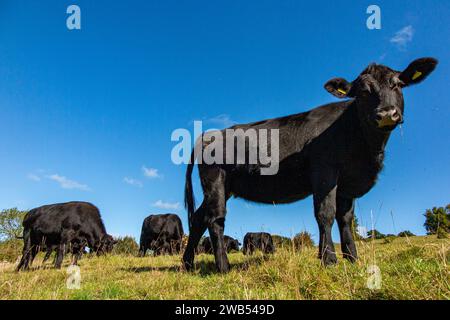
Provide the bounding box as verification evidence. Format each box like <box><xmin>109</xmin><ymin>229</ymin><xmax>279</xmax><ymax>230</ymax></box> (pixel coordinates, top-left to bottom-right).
<box><xmin>17</xmin><ymin>201</ymin><xmax>114</xmax><ymax>270</ymax></box>
<box><xmin>242</xmin><ymin>232</ymin><xmax>275</xmax><ymax>255</ymax></box>
<box><xmin>183</xmin><ymin>58</ymin><xmax>438</xmax><ymax>272</ymax></box>
<box><xmin>42</xmin><ymin>241</ymin><xmax>88</xmax><ymax>265</ymax></box>
<box><xmin>139</xmin><ymin>214</ymin><xmax>184</xmax><ymax>256</ymax></box>
<box><xmin>199</xmin><ymin>236</ymin><xmax>240</xmax><ymax>254</ymax></box>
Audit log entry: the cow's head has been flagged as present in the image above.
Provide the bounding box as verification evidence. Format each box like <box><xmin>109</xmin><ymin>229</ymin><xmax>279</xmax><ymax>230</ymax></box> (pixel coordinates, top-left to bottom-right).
<box><xmin>265</xmin><ymin>241</ymin><xmax>275</xmax><ymax>254</ymax></box>
<box><xmin>98</xmin><ymin>234</ymin><xmax>116</xmax><ymax>255</ymax></box>
<box><xmin>325</xmin><ymin>58</ymin><xmax>438</xmax><ymax>132</ymax></box>
<box><xmin>228</xmin><ymin>239</ymin><xmax>241</xmax><ymax>252</ymax></box>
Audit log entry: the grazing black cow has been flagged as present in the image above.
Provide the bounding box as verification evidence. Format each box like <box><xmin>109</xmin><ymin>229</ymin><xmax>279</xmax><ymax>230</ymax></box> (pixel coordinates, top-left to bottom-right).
<box><xmin>17</xmin><ymin>202</ymin><xmax>114</xmax><ymax>271</ymax></box>
<box><xmin>139</xmin><ymin>214</ymin><xmax>184</xmax><ymax>256</ymax></box>
<box><xmin>243</xmin><ymin>233</ymin><xmax>275</xmax><ymax>255</ymax></box>
<box><xmin>200</xmin><ymin>236</ymin><xmax>241</xmax><ymax>254</ymax></box>
<box><xmin>183</xmin><ymin>58</ymin><xmax>438</xmax><ymax>272</ymax></box>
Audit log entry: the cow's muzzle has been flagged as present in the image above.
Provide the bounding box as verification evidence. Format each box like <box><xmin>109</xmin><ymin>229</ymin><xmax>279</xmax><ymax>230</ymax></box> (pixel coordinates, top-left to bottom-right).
<box><xmin>375</xmin><ymin>107</ymin><xmax>403</xmax><ymax>128</ymax></box>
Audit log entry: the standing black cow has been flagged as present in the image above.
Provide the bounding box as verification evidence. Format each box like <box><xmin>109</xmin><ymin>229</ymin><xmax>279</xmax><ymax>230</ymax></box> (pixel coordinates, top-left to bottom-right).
<box><xmin>243</xmin><ymin>233</ymin><xmax>275</xmax><ymax>255</ymax></box>
<box><xmin>139</xmin><ymin>214</ymin><xmax>184</xmax><ymax>256</ymax></box>
<box><xmin>183</xmin><ymin>58</ymin><xmax>438</xmax><ymax>272</ymax></box>
<box><xmin>200</xmin><ymin>236</ymin><xmax>241</xmax><ymax>254</ymax></box>
<box><xmin>17</xmin><ymin>202</ymin><xmax>114</xmax><ymax>271</ymax></box>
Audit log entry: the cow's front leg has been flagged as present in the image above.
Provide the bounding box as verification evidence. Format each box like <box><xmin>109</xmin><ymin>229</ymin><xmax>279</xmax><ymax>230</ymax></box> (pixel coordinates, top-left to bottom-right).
<box><xmin>312</xmin><ymin>170</ymin><xmax>338</xmax><ymax>266</ymax></box>
<box><xmin>54</xmin><ymin>243</ymin><xmax>65</xmax><ymax>269</ymax></box>
<box><xmin>336</xmin><ymin>196</ymin><xmax>358</xmax><ymax>262</ymax></box>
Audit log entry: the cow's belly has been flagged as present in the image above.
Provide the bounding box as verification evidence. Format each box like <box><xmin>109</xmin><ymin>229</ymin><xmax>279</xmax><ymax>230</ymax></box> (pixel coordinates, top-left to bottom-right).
<box><xmin>229</xmin><ymin>169</ymin><xmax>312</xmax><ymax>204</ymax></box>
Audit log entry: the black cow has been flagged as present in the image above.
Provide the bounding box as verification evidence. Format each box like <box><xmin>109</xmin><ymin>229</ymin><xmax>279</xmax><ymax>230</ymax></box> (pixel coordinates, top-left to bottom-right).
<box><xmin>17</xmin><ymin>201</ymin><xmax>114</xmax><ymax>271</ymax></box>
<box><xmin>243</xmin><ymin>233</ymin><xmax>275</xmax><ymax>255</ymax></box>
<box><xmin>139</xmin><ymin>214</ymin><xmax>184</xmax><ymax>256</ymax></box>
<box><xmin>200</xmin><ymin>236</ymin><xmax>241</xmax><ymax>254</ymax></box>
<box><xmin>183</xmin><ymin>58</ymin><xmax>438</xmax><ymax>272</ymax></box>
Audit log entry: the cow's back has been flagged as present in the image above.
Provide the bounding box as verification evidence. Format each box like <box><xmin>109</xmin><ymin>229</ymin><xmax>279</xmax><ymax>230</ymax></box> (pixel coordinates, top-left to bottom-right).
<box><xmin>141</xmin><ymin>214</ymin><xmax>184</xmax><ymax>240</ymax></box>
<box><xmin>25</xmin><ymin>202</ymin><xmax>105</xmax><ymax>235</ymax></box>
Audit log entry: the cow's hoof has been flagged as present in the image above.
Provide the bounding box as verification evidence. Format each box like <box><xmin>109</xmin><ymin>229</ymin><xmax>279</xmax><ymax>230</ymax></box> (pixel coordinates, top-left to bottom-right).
<box><xmin>343</xmin><ymin>253</ymin><xmax>357</xmax><ymax>263</ymax></box>
<box><xmin>322</xmin><ymin>254</ymin><xmax>338</xmax><ymax>266</ymax></box>
<box><xmin>216</xmin><ymin>262</ymin><xmax>230</xmax><ymax>273</ymax></box>
<box><xmin>183</xmin><ymin>263</ymin><xmax>194</xmax><ymax>272</ymax></box>
<box><xmin>182</xmin><ymin>256</ymin><xmax>194</xmax><ymax>271</ymax></box>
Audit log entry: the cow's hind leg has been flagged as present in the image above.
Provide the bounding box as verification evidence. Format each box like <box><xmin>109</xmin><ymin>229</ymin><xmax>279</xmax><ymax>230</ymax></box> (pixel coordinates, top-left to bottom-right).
<box><xmin>29</xmin><ymin>245</ymin><xmax>40</xmax><ymax>267</ymax></box>
<box><xmin>183</xmin><ymin>165</ymin><xmax>230</xmax><ymax>273</ymax></box>
<box><xmin>204</xmin><ymin>168</ymin><xmax>230</xmax><ymax>273</ymax></box>
<box><xmin>183</xmin><ymin>203</ymin><xmax>209</xmax><ymax>271</ymax></box>
<box><xmin>336</xmin><ymin>196</ymin><xmax>358</xmax><ymax>262</ymax></box>
<box><xmin>16</xmin><ymin>230</ymin><xmax>32</xmax><ymax>271</ymax></box>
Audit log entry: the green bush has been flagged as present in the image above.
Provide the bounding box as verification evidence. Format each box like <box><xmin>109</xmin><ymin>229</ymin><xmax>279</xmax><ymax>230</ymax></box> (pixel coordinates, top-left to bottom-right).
<box><xmin>383</xmin><ymin>235</ymin><xmax>396</xmax><ymax>244</ymax></box>
<box><xmin>352</xmin><ymin>216</ymin><xmax>365</xmax><ymax>240</ymax></box>
<box><xmin>424</xmin><ymin>205</ymin><xmax>449</xmax><ymax>236</ymax></box>
<box><xmin>271</xmin><ymin>235</ymin><xmax>292</xmax><ymax>248</ymax></box>
<box><xmin>0</xmin><ymin>239</ymin><xmax>22</xmax><ymax>263</ymax></box>
<box><xmin>112</xmin><ymin>236</ymin><xmax>139</xmax><ymax>256</ymax></box>
<box><xmin>293</xmin><ymin>232</ymin><xmax>315</xmax><ymax>249</ymax></box>
<box><xmin>398</xmin><ymin>230</ymin><xmax>415</xmax><ymax>237</ymax></box>
<box><xmin>367</xmin><ymin>229</ymin><xmax>386</xmax><ymax>239</ymax></box>
<box><xmin>437</xmin><ymin>227</ymin><xmax>448</xmax><ymax>239</ymax></box>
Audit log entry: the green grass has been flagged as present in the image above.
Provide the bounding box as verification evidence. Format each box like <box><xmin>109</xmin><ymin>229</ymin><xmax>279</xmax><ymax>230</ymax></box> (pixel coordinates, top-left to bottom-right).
<box><xmin>0</xmin><ymin>236</ymin><xmax>448</xmax><ymax>300</ymax></box>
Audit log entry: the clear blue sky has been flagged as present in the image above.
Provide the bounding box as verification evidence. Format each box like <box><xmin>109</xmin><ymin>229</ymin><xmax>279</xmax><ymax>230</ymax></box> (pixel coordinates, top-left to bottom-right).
<box><xmin>0</xmin><ymin>1</ymin><xmax>448</xmax><ymax>243</ymax></box>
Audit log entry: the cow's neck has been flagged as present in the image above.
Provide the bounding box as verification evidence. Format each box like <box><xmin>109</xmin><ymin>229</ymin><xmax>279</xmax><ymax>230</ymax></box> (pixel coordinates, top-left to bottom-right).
<box><xmin>352</xmin><ymin>101</ymin><xmax>391</xmax><ymax>172</ymax></box>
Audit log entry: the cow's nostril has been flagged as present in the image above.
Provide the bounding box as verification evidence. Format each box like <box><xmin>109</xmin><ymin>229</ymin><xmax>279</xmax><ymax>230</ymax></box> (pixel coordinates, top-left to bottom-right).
<box><xmin>376</xmin><ymin>114</ymin><xmax>383</xmax><ymax>121</ymax></box>
<box><xmin>390</xmin><ymin>110</ymin><xmax>401</xmax><ymax>121</ymax></box>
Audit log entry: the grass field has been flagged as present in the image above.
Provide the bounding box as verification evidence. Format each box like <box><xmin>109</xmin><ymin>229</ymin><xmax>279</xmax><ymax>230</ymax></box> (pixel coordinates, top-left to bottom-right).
<box><xmin>0</xmin><ymin>235</ymin><xmax>448</xmax><ymax>300</ymax></box>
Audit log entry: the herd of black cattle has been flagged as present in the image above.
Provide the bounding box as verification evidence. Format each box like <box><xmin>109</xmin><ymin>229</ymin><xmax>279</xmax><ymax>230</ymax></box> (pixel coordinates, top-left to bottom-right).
<box><xmin>16</xmin><ymin>201</ymin><xmax>275</xmax><ymax>271</ymax></box>
<box><xmin>15</xmin><ymin>58</ymin><xmax>438</xmax><ymax>273</ymax></box>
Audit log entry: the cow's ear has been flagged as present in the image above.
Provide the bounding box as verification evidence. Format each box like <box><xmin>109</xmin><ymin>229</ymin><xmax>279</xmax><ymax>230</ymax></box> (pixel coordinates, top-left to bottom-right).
<box><xmin>399</xmin><ymin>57</ymin><xmax>438</xmax><ymax>87</ymax></box>
<box><xmin>324</xmin><ymin>78</ymin><xmax>352</xmax><ymax>98</ymax></box>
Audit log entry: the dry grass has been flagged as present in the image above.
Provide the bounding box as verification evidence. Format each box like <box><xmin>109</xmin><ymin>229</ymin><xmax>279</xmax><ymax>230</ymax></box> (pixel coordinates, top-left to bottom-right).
<box><xmin>0</xmin><ymin>236</ymin><xmax>448</xmax><ymax>300</ymax></box>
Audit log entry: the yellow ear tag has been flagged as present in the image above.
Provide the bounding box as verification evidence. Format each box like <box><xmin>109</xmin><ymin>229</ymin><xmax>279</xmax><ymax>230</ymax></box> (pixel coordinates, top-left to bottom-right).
<box><xmin>337</xmin><ymin>88</ymin><xmax>347</xmax><ymax>95</ymax></box>
<box><xmin>412</xmin><ymin>71</ymin><xmax>422</xmax><ymax>80</ymax></box>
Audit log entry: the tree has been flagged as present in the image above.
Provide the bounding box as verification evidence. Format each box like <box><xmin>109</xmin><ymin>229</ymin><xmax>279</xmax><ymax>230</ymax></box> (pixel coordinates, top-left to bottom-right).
<box><xmin>398</xmin><ymin>230</ymin><xmax>415</xmax><ymax>237</ymax></box>
<box><xmin>424</xmin><ymin>205</ymin><xmax>449</xmax><ymax>238</ymax></box>
<box><xmin>112</xmin><ymin>236</ymin><xmax>139</xmax><ymax>255</ymax></box>
<box><xmin>271</xmin><ymin>235</ymin><xmax>292</xmax><ymax>248</ymax></box>
<box><xmin>352</xmin><ymin>215</ymin><xmax>365</xmax><ymax>240</ymax></box>
<box><xmin>367</xmin><ymin>229</ymin><xmax>385</xmax><ymax>240</ymax></box>
<box><xmin>0</xmin><ymin>208</ymin><xmax>27</xmax><ymax>241</ymax></box>
<box><xmin>293</xmin><ymin>232</ymin><xmax>315</xmax><ymax>249</ymax></box>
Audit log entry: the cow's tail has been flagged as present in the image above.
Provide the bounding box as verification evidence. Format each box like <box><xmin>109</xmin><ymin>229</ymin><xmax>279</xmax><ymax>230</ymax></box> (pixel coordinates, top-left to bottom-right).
<box><xmin>184</xmin><ymin>149</ymin><xmax>196</xmax><ymax>233</ymax></box>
